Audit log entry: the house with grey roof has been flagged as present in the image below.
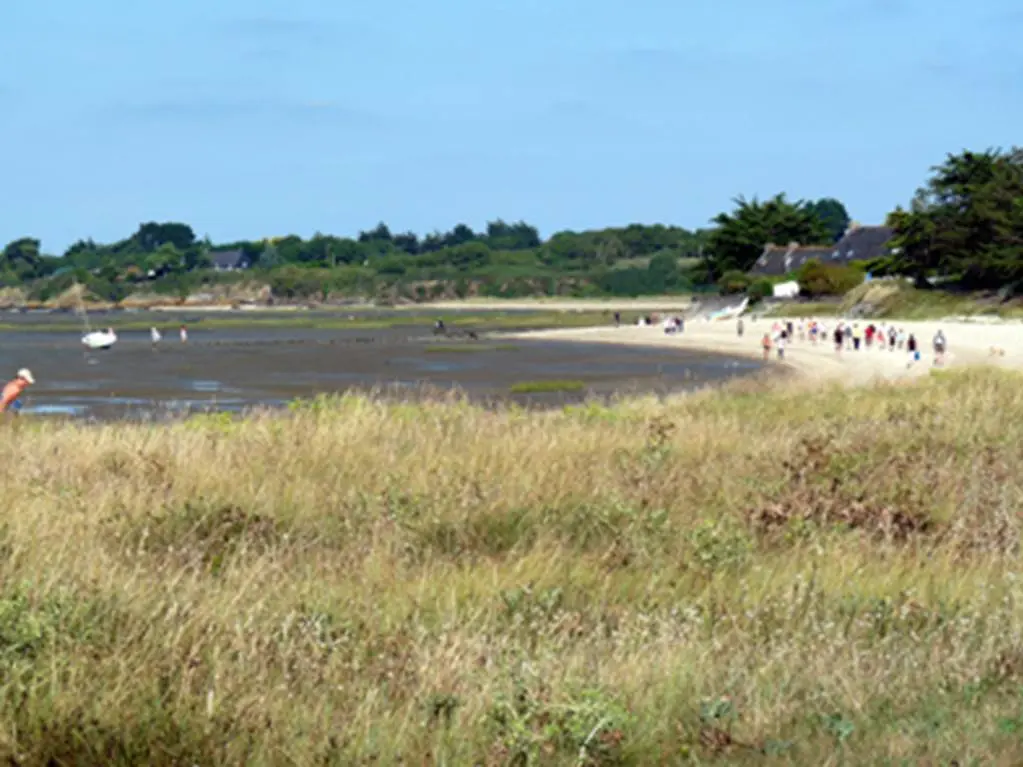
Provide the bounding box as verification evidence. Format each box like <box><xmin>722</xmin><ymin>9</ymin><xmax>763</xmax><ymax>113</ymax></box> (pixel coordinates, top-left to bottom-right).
<box><xmin>751</xmin><ymin>243</ymin><xmax>835</xmax><ymax>276</ymax></box>
<box><xmin>830</xmin><ymin>225</ymin><xmax>894</xmax><ymax>265</ymax></box>
<box><xmin>751</xmin><ymin>224</ymin><xmax>893</xmax><ymax>276</ymax></box>
<box><xmin>211</xmin><ymin>249</ymin><xmax>251</xmax><ymax>272</ymax></box>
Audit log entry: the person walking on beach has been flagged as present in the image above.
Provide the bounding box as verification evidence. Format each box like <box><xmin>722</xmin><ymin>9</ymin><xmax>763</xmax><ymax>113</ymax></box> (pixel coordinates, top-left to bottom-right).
<box><xmin>737</xmin><ymin>318</ymin><xmax>744</xmax><ymax>337</ymax></box>
<box><xmin>0</xmin><ymin>369</ymin><xmax>35</xmax><ymax>415</ymax></box>
<box><xmin>834</xmin><ymin>325</ymin><xmax>844</xmax><ymax>355</ymax></box>
<box><xmin>933</xmin><ymin>330</ymin><xmax>947</xmax><ymax>366</ymax></box>
<box><xmin>180</xmin><ymin>324</ymin><xmax>188</xmax><ymax>343</ymax></box>
<box><xmin>761</xmin><ymin>333</ymin><xmax>772</xmax><ymax>361</ymax></box>
<box><xmin>907</xmin><ymin>334</ymin><xmax>919</xmax><ymax>367</ymax></box>
<box><xmin>776</xmin><ymin>332</ymin><xmax>786</xmax><ymax>360</ymax></box>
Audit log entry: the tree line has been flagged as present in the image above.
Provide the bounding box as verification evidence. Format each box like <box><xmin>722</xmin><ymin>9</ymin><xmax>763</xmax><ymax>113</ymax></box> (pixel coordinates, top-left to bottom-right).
<box><xmin>701</xmin><ymin>147</ymin><xmax>1023</xmax><ymax>297</ymax></box>
<box><xmin>2</xmin><ymin>147</ymin><xmax>1019</xmax><ymax>301</ymax></box>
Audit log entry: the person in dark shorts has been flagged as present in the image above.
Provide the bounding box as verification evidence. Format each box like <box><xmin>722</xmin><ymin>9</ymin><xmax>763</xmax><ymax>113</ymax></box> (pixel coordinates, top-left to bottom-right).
<box><xmin>907</xmin><ymin>334</ymin><xmax>919</xmax><ymax>366</ymax></box>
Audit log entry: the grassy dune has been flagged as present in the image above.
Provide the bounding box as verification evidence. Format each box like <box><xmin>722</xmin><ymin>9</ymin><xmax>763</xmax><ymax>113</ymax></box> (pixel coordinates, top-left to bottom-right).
<box><xmin>2</xmin><ymin>370</ymin><xmax>1023</xmax><ymax>763</ymax></box>
<box><xmin>766</xmin><ymin>283</ymin><xmax>1023</xmax><ymax>321</ymax></box>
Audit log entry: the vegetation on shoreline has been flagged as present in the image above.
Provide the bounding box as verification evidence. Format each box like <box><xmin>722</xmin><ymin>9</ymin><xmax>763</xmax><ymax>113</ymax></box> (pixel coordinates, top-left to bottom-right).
<box><xmin>764</xmin><ymin>283</ymin><xmax>1023</xmax><ymax>321</ymax></box>
<box><xmin>2</xmin><ymin>195</ymin><xmax>849</xmax><ymax>305</ymax></box>
<box><xmin>1</xmin><ymin>220</ymin><xmax>717</xmax><ymax>305</ymax></box>
<box><xmin>3</xmin><ymin>368</ymin><xmax>1023</xmax><ymax>763</ymax></box>
<box><xmin>3</xmin><ymin>147</ymin><xmax>1020</xmax><ymax>319</ymax></box>
<box><xmin>4</xmin><ymin>147</ymin><xmax>1019</xmax><ymax>318</ymax></box>
<box><xmin>0</xmin><ymin>309</ymin><xmax>645</xmax><ymax>334</ymax></box>
<box><xmin>509</xmin><ymin>379</ymin><xmax>586</xmax><ymax>394</ymax></box>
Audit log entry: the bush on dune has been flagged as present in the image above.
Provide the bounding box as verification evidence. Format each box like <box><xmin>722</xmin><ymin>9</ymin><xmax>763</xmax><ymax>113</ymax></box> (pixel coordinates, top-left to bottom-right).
<box><xmin>796</xmin><ymin>258</ymin><xmax>864</xmax><ymax>297</ymax></box>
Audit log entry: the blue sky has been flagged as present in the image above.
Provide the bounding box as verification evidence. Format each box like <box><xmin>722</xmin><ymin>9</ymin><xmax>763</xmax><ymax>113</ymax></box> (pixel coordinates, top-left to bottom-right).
<box><xmin>3</xmin><ymin>0</ymin><xmax>1021</xmax><ymax>253</ymax></box>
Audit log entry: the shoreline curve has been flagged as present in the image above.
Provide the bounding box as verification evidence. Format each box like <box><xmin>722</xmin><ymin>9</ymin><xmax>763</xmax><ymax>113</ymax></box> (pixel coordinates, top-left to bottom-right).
<box><xmin>502</xmin><ymin>316</ymin><xmax>1023</xmax><ymax>386</ymax></box>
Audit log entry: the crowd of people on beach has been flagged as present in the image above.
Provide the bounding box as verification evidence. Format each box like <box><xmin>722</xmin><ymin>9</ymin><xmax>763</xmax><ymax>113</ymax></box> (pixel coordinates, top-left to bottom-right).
<box><xmin>758</xmin><ymin>318</ymin><xmax>946</xmax><ymax>368</ymax></box>
<box><xmin>617</xmin><ymin>312</ymin><xmax>686</xmax><ymax>334</ymax></box>
<box><xmin>613</xmin><ymin>310</ymin><xmax>952</xmax><ymax>370</ymax></box>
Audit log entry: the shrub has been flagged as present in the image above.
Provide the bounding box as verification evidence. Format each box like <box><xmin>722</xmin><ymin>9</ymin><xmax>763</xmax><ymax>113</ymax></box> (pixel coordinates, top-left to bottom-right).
<box><xmin>797</xmin><ymin>258</ymin><xmax>863</xmax><ymax>297</ymax></box>
<box><xmin>747</xmin><ymin>278</ymin><xmax>775</xmax><ymax>303</ymax></box>
<box><xmin>718</xmin><ymin>270</ymin><xmax>751</xmax><ymax>295</ymax></box>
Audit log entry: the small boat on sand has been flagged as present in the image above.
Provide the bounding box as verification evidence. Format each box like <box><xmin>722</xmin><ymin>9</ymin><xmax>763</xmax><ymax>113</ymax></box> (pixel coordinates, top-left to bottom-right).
<box><xmin>83</xmin><ymin>329</ymin><xmax>117</xmax><ymax>350</ymax></box>
<box><xmin>73</xmin><ymin>280</ymin><xmax>118</xmax><ymax>350</ymax></box>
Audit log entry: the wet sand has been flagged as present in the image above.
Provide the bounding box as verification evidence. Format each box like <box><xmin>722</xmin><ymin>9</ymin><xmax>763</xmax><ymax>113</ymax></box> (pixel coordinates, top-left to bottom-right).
<box><xmin>0</xmin><ymin>316</ymin><xmax>763</xmax><ymax>420</ymax></box>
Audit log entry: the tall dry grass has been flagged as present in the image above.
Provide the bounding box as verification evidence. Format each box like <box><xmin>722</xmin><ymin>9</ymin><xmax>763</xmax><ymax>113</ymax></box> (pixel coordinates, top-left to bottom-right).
<box><xmin>2</xmin><ymin>368</ymin><xmax>1023</xmax><ymax>764</ymax></box>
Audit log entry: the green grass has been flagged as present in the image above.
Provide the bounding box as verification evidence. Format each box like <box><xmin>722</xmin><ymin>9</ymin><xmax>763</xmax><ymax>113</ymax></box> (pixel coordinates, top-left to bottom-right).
<box><xmin>4</xmin><ymin>369</ymin><xmax>1023</xmax><ymax>762</ymax></box>
<box><xmin>763</xmin><ymin>301</ymin><xmax>843</xmax><ymax>318</ymax></box>
<box><xmin>766</xmin><ymin>283</ymin><xmax>1023</xmax><ymax>321</ymax></box>
<box><xmin>509</xmin><ymin>379</ymin><xmax>586</xmax><ymax>394</ymax></box>
<box><xmin>867</xmin><ymin>286</ymin><xmax>1023</xmax><ymax>320</ymax></box>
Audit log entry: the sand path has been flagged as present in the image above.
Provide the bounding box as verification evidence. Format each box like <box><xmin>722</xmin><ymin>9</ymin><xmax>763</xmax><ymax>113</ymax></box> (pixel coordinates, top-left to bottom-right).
<box><xmin>504</xmin><ymin>316</ymin><xmax>1023</xmax><ymax>385</ymax></box>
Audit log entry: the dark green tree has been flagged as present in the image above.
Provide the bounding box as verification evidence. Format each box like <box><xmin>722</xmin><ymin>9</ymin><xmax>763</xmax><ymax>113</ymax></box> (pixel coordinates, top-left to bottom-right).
<box><xmin>485</xmin><ymin>220</ymin><xmax>540</xmax><ymax>250</ymax></box>
<box><xmin>807</xmin><ymin>198</ymin><xmax>852</xmax><ymax>243</ymax></box>
<box><xmin>706</xmin><ymin>194</ymin><xmax>831</xmax><ymax>277</ymax></box>
<box><xmin>887</xmin><ymin>148</ymin><xmax>1023</xmax><ymax>288</ymax></box>
<box><xmin>443</xmin><ymin>223</ymin><xmax>477</xmax><ymax>248</ymax></box>
<box><xmin>133</xmin><ymin>222</ymin><xmax>196</xmax><ymax>252</ymax></box>
<box><xmin>647</xmin><ymin>251</ymin><xmax>682</xmax><ymax>288</ymax></box>
<box><xmin>1</xmin><ymin>238</ymin><xmax>47</xmax><ymax>282</ymax></box>
<box><xmin>358</xmin><ymin>222</ymin><xmax>393</xmax><ymax>243</ymax></box>
<box><xmin>392</xmin><ymin>231</ymin><xmax>420</xmax><ymax>255</ymax></box>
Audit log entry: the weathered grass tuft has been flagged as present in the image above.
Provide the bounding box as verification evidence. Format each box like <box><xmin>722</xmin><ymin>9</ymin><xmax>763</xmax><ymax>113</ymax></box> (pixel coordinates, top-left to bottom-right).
<box><xmin>2</xmin><ymin>368</ymin><xmax>1023</xmax><ymax>762</ymax></box>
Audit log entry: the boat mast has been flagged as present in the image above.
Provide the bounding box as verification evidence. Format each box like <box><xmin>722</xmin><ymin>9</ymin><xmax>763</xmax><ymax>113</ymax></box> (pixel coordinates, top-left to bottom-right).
<box><xmin>73</xmin><ymin>279</ymin><xmax>93</xmax><ymax>335</ymax></box>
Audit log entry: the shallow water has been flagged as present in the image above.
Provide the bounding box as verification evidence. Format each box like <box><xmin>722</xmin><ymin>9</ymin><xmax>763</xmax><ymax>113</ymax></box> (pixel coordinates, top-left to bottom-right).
<box><xmin>0</xmin><ymin>312</ymin><xmax>763</xmax><ymax>420</ymax></box>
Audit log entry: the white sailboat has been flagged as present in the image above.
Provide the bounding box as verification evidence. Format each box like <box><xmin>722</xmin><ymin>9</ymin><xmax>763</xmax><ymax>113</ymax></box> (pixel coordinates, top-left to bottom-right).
<box><xmin>74</xmin><ymin>282</ymin><xmax>118</xmax><ymax>350</ymax></box>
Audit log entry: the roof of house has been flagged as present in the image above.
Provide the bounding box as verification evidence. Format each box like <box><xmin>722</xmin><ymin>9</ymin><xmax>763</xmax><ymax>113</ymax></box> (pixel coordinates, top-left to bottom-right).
<box><xmin>751</xmin><ymin>225</ymin><xmax>895</xmax><ymax>276</ymax></box>
<box><xmin>831</xmin><ymin>225</ymin><xmax>894</xmax><ymax>264</ymax></box>
<box><xmin>211</xmin><ymin>249</ymin><xmax>248</xmax><ymax>269</ymax></box>
<box><xmin>752</xmin><ymin>244</ymin><xmax>835</xmax><ymax>276</ymax></box>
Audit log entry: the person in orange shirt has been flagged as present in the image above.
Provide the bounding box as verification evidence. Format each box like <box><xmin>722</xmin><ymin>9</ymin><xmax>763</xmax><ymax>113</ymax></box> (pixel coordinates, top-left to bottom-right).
<box><xmin>0</xmin><ymin>369</ymin><xmax>35</xmax><ymax>414</ymax></box>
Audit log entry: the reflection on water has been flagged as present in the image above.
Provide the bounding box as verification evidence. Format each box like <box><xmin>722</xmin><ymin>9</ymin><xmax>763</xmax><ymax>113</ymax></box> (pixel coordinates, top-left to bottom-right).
<box><xmin>189</xmin><ymin>380</ymin><xmax>236</xmax><ymax>393</ymax></box>
<box><xmin>24</xmin><ymin>404</ymin><xmax>86</xmax><ymax>416</ymax></box>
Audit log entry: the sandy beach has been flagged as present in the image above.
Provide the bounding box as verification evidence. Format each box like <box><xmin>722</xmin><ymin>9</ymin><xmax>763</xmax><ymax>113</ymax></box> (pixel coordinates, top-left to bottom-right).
<box><xmin>505</xmin><ymin>315</ymin><xmax>1023</xmax><ymax>385</ymax></box>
